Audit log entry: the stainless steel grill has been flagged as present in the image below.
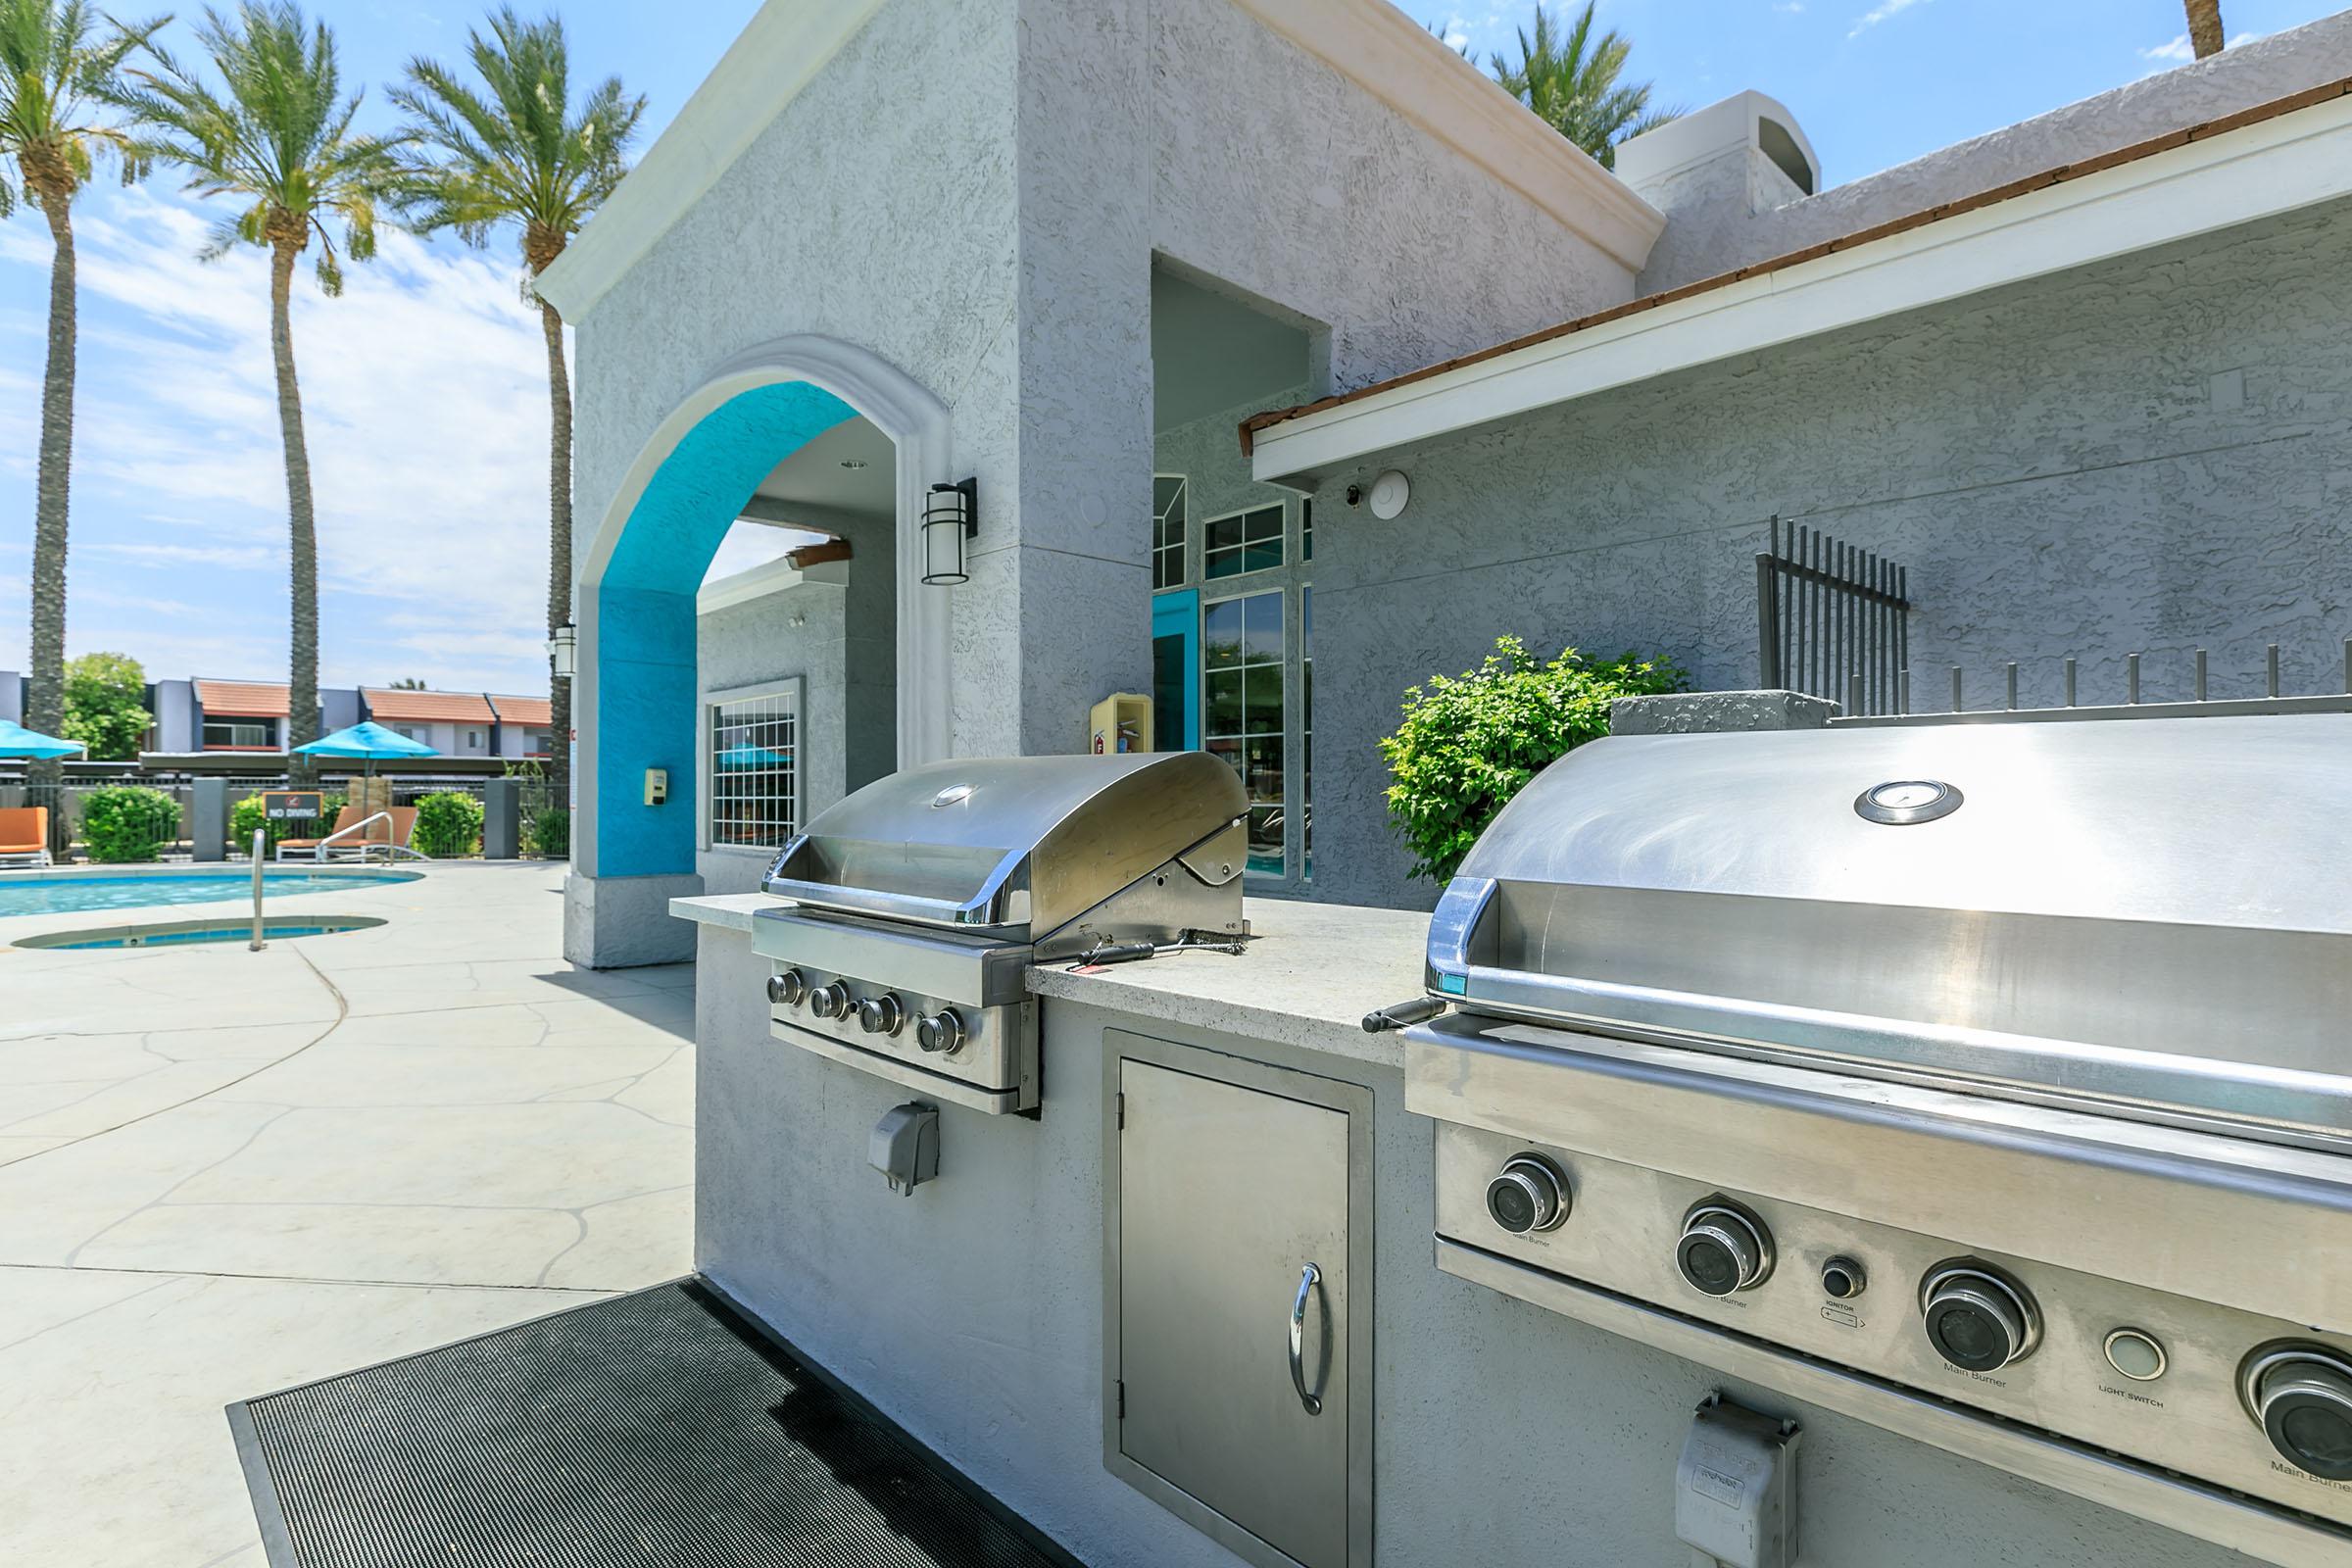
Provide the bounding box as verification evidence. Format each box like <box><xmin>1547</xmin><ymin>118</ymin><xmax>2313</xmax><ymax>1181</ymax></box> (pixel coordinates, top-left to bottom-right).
<box><xmin>754</xmin><ymin>754</ymin><xmax>1248</xmax><ymax>1114</ymax></box>
<box><xmin>1405</xmin><ymin>713</ymin><xmax>2352</xmax><ymax>1565</ymax></box>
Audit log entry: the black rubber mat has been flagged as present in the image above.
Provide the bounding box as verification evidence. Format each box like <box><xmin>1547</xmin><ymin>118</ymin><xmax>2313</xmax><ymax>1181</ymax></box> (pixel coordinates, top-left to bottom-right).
<box><xmin>227</xmin><ymin>1278</ymin><xmax>1084</xmax><ymax>1568</ymax></box>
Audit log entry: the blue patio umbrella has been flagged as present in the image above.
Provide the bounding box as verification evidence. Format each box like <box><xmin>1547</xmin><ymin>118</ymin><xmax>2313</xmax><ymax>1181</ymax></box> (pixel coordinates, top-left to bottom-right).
<box><xmin>0</xmin><ymin>718</ymin><xmax>84</xmax><ymax>760</ymax></box>
<box><xmin>713</xmin><ymin>742</ymin><xmax>793</xmax><ymax>769</ymax></box>
<box><xmin>294</xmin><ymin>721</ymin><xmax>438</xmax><ymax>781</ymax></box>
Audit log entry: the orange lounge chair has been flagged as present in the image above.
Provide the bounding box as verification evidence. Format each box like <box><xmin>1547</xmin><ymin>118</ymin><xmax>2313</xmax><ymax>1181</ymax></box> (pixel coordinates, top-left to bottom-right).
<box><xmin>0</xmin><ymin>806</ymin><xmax>50</xmax><ymax>867</ymax></box>
<box><xmin>276</xmin><ymin>806</ymin><xmax>426</xmax><ymax>862</ymax></box>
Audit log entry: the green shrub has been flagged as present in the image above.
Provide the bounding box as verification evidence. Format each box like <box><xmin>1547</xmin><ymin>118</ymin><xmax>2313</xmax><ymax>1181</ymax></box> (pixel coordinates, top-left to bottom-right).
<box><xmin>528</xmin><ymin>806</ymin><xmax>569</xmax><ymax>859</ymax></box>
<box><xmin>79</xmin><ymin>786</ymin><xmax>181</xmax><ymax>863</ymax></box>
<box><xmin>413</xmin><ymin>791</ymin><xmax>485</xmax><ymax>858</ymax></box>
<box><xmin>1380</xmin><ymin>636</ymin><xmax>1687</xmax><ymax>884</ymax></box>
<box><xmin>230</xmin><ymin>791</ymin><xmax>347</xmax><ymax>855</ymax></box>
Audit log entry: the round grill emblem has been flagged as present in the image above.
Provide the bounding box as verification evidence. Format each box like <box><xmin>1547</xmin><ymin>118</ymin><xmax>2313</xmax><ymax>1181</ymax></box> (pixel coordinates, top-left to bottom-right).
<box><xmin>1855</xmin><ymin>778</ymin><xmax>1963</xmax><ymax>825</ymax></box>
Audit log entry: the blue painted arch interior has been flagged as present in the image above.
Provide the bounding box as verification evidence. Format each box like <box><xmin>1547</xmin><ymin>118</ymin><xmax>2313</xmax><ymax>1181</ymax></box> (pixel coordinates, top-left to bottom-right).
<box><xmin>597</xmin><ymin>380</ymin><xmax>860</xmax><ymax>877</ymax></box>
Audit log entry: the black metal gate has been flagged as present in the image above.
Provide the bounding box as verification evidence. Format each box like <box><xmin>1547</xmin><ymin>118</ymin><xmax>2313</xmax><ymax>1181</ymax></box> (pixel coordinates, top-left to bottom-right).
<box><xmin>1755</xmin><ymin>517</ymin><xmax>1911</xmax><ymax>715</ymax></box>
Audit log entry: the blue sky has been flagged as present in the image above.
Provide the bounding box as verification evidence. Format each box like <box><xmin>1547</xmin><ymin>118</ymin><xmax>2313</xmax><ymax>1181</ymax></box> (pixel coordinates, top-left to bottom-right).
<box><xmin>0</xmin><ymin>0</ymin><xmax>2336</xmax><ymax>693</ymax></box>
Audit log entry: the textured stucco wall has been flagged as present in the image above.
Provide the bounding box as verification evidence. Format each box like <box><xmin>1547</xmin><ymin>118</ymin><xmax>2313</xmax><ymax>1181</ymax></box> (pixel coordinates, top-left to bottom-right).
<box><xmin>1640</xmin><ymin>10</ymin><xmax>2352</xmax><ymax>291</ymax></box>
<box><xmin>1147</xmin><ymin>0</ymin><xmax>1637</xmax><ymax>395</ymax></box>
<box><xmin>569</xmin><ymin>0</ymin><xmax>1020</xmax><ymax>756</ymax></box>
<box><xmin>1309</xmin><ymin>200</ymin><xmax>2352</xmax><ymax>910</ymax></box>
<box><xmin>694</xmin><ymin>928</ymin><xmax>2251</xmax><ymax>1568</ymax></box>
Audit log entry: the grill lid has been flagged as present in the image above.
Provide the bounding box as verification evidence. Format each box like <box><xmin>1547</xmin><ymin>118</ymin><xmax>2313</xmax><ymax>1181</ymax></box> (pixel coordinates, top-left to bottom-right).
<box><xmin>764</xmin><ymin>753</ymin><xmax>1246</xmax><ymax>939</ymax></box>
<box><xmin>1426</xmin><ymin>714</ymin><xmax>2352</xmax><ymax>1142</ymax></box>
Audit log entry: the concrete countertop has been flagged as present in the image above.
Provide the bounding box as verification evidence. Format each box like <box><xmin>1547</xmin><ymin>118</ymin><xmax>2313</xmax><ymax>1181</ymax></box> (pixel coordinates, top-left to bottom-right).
<box><xmin>670</xmin><ymin>893</ymin><xmax>1432</xmax><ymax>1067</ymax></box>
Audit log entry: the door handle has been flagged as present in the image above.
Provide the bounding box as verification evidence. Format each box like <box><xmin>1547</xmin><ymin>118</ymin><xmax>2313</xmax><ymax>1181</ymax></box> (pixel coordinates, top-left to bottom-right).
<box><xmin>1289</xmin><ymin>1261</ymin><xmax>1326</xmax><ymax>1416</ymax></box>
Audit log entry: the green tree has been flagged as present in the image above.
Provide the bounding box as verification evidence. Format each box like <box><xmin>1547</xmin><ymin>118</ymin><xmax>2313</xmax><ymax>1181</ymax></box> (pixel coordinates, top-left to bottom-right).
<box><xmin>1488</xmin><ymin>2</ymin><xmax>1675</xmax><ymax>170</ymax></box>
<box><xmin>60</xmin><ymin>650</ymin><xmax>150</xmax><ymax>759</ymax></box>
<box><xmin>1</xmin><ymin>1</ymin><xmax>163</xmax><ymax>837</ymax></box>
<box><xmin>388</xmin><ymin>9</ymin><xmax>644</xmax><ymax>813</ymax></box>
<box><xmin>115</xmin><ymin>2</ymin><xmax>391</xmax><ymax>783</ymax></box>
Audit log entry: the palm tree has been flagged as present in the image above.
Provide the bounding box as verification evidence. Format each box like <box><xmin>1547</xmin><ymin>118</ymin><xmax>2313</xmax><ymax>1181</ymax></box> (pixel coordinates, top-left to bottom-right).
<box><xmin>387</xmin><ymin>9</ymin><xmax>643</xmax><ymax>816</ymax></box>
<box><xmin>2184</xmin><ymin>0</ymin><xmax>2225</xmax><ymax>59</ymax></box>
<box><xmin>115</xmin><ymin>2</ymin><xmax>388</xmax><ymax>781</ymax></box>
<box><xmin>1</xmin><ymin>1</ymin><xmax>163</xmax><ymax>845</ymax></box>
<box><xmin>1489</xmin><ymin>1</ymin><xmax>1675</xmax><ymax>170</ymax></box>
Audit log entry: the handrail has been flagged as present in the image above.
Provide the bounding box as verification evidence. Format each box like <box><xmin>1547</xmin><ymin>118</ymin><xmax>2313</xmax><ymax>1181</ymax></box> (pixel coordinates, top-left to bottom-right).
<box><xmin>250</xmin><ymin>828</ymin><xmax>267</xmax><ymax>950</ymax></box>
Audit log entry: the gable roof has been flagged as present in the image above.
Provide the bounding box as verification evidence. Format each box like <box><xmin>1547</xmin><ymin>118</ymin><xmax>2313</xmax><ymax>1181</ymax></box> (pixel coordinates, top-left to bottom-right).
<box><xmin>366</xmin><ymin>689</ymin><xmax>496</xmax><ymax>724</ymax></box>
<box><xmin>488</xmin><ymin>694</ymin><xmax>553</xmax><ymax>727</ymax></box>
<box><xmin>1245</xmin><ymin>74</ymin><xmax>2352</xmax><ymax>479</ymax></box>
<box><xmin>194</xmin><ymin>679</ymin><xmax>289</xmax><ymax>717</ymax></box>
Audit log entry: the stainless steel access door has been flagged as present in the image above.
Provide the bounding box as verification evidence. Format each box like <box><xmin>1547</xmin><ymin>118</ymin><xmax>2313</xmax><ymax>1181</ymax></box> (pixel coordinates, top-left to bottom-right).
<box><xmin>1106</xmin><ymin>1038</ymin><xmax>1370</xmax><ymax>1568</ymax></box>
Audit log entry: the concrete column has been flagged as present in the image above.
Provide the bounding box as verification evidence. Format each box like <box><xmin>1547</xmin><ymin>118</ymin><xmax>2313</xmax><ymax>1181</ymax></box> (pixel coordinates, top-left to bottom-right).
<box><xmin>191</xmin><ymin>778</ymin><xmax>228</xmax><ymax>862</ymax></box>
<box><xmin>482</xmin><ymin>778</ymin><xmax>519</xmax><ymax>860</ymax></box>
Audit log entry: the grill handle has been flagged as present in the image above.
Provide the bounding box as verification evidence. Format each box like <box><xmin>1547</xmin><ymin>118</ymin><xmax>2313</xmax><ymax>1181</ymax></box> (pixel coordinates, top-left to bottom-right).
<box><xmin>1362</xmin><ymin>996</ymin><xmax>1447</xmax><ymax>1034</ymax></box>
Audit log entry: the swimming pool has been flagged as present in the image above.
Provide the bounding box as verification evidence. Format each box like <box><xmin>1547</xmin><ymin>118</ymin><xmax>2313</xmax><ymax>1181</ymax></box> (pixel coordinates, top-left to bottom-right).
<box><xmin>17</xmin><ymin>914</ymin><xmax>389</xmax><ymax>950</ymax></box>
<box><xmin>0</xmin><ymin>869</ymin><xmax>419</xmax><ymax>917</ymax></box>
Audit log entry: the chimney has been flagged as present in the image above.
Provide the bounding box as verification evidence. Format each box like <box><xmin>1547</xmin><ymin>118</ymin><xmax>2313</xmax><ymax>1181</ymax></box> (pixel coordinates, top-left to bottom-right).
<box><xmin>1614</xmin><ymin>91</ymin><xmax>1821</xmax><ymax>294</ymax></box>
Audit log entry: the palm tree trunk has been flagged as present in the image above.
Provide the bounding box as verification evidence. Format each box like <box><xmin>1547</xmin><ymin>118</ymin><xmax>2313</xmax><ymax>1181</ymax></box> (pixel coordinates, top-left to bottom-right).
<box><xmin>27</xmin><ymin>187</ymin><xmax>77</xmax><ymax>857</ymax></box>
<box><xmin>2184</xmin><ymin>0</ymin><xmax>2225</xmax><ymax>58</ymax></box>
<box><xmin>269</xmin><ymin>232</ymin><xmax>322</xmax><ymax>785</ymax></box>
<box><xmin>539</xmin><ymin>296</ymin><xmax>573</xmax><ymax>828</ymax></box>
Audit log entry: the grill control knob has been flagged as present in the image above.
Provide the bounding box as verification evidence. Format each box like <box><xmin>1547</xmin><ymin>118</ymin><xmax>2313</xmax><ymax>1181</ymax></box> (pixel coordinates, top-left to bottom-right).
<box><xmin>856</xmin><ymin>993</ymin><xmax>905</xmax><ymax>1036</ymax></box>
<box><xmin>766</xmin><ymin>969</ymin><xmax>808</xmax><ymax>1008</ymax></box>
<box><xmin>914</xmin><ymin>1008</ymin><xmax>967</xmax><ymax>1054</ymax></box>
<box><xmin>807</xmin><ymin>982</ymin><xmax>851</xmax><ymax>1020</ymax></box>
<box><xmin>1486</xmin><ymin>1154</ymin><xmax>1571</xmax><ymax>1234</ymax></box>
<box><xmin>2245</xmin><ymin>1346</ymin><xmax>2352</xmax><ymax>1481</ymax></box>
<box><xmin>1676</xmin><ymin>1200</ymin><xmax>1773</xmax><ymax>1296</ymax></box>
<box><xmin>1821</xmin><ymin>1256</ymin><xmax>1868</xmax><ymax>1300</ymax></box>
<box><xmin>1921</xmin><ymin>1262</ymin><xmax>2041</xmax><ymax>1372</ymax></box>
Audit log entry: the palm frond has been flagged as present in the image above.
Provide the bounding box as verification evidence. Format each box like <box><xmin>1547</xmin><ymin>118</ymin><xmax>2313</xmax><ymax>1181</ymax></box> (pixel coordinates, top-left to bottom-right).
<box><xmin>387</xmin><ymin>6</ymin><xmax>644</xmax><ymax>291</ymax></box>
<box><xmin>0</xmin><ymin>0</ymin><xmax>167</xmax><ymax>207</ymax></box>
<box><xmin>1485</xmin><ymin>0</ymin><xmax>1677</xmax><ymax>166</ymax></box>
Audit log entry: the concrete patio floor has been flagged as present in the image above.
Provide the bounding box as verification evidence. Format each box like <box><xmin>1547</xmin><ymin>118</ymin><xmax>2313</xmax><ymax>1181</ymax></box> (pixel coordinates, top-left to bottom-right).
<box><xmin>0</xmin><ymin>860</ymin><xmax>694</xmax><ymax>1566</ymax></box>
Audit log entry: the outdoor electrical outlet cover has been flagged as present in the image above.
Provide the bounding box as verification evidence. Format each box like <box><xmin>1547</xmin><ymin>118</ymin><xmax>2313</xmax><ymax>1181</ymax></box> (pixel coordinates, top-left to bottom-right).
<box><xmin>870</xmin><ymin>1102</ymin><xmax>940</xmax><ymax>1196</ymax></box>
<box><xmin>1674</xmin><ymin>1394</ymin><xmax>1800</xmax><ymax>1568</ymax></box>
<box><xmin>643</xmin><ymin>768</ymin><xmax>668</xmax><ymax>807</ymax></box>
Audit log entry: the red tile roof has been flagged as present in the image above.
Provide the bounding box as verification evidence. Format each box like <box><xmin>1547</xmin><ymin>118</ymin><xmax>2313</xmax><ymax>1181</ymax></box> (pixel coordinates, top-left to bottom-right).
<box><xmin>365</xmin><ymin>688</ymin><xmax>496</xmax><ymax>723</ymax></box>
<box><xmin>488</xmin><ymin>694</ymin><xmax>552</xmax><ymax>726</ymax></box>
<box><xmin>194</xmin><ymin>679</ymin><xmax>290</xmax><ymax>717</ymax></box>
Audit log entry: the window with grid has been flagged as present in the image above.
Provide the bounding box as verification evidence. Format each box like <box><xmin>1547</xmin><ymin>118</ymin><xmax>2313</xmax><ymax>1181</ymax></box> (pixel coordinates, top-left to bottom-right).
<box><xmin>1203</xmin><ymin>503</ymin><xmax>1283</xmax><ymax>579</ymax></box>
<box><xmin>1203</xmin><ymin>589</ymin><xmax>1285</xmax><ymax>874</ymax></box>
<box><xmin>1153</xmin><ymin>475</ymin><xmax>1188</xmax><ymax>590</ymax></box>
<box><xmin>707</xmin><ymin>687</ymin><xmax>800</xmax><ymax>850</ymax></box>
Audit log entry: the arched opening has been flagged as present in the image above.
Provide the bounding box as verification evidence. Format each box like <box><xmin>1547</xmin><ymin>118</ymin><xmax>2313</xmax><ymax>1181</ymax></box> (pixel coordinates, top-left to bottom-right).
<box><xmin>568</xmin><ymin>338</ymin><xmax>951</xmax><ymax>966</ymax></box>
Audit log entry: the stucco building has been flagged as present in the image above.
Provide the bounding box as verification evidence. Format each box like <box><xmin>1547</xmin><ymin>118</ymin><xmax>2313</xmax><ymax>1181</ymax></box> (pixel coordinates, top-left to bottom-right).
<box><xmin>535</xmin><ymin>6</ymin><xmax>2352</xmax><ymax>1566</ymax></box>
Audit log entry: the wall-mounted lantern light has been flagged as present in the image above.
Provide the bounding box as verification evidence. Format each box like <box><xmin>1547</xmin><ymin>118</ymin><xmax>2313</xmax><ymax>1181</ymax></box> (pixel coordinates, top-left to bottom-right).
<box><xmin>547</xmin><ymin>622</ymin><xmax>577</xmax><ymax>679</ymax></box>
<box><xmin>923</xmin><ymin>478</ymin><xmax>980</xmax><ymax>587</ymax></box>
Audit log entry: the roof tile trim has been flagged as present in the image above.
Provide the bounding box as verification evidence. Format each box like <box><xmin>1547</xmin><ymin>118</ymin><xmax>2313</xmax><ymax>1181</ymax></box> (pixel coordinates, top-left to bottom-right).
<box><xmin>193</xmin><ymin>679</ymin><xmax>291</xmax><ymax>717</ymax></box>
<box><xmin>364</xmin><ymin>689</ymin><xmax>498</xmax><ymax>723</ymax></box>
<box><xmin>1240</xmin><ymin>74</ymin><xmax>2352</xmax><ymax>455</ymax></box>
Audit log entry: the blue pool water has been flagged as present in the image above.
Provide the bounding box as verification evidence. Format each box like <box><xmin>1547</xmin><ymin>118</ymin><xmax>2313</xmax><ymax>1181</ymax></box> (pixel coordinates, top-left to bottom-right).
<box><xmin>0</xmin><ymin>869</ymin><xmax>418</xmax><ymax>917</ymax></box>
<box><xmin>36</xmin><ymin>920</ymin><xmax>375</xmax><ymax>950</ymax></box>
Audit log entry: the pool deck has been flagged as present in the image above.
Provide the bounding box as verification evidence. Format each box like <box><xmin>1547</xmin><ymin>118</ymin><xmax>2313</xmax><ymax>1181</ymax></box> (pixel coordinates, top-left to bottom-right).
<box><xmin>0</xmin><ymin>860</ymin><xmax>694</xmax><ymax>1566</ymax></box>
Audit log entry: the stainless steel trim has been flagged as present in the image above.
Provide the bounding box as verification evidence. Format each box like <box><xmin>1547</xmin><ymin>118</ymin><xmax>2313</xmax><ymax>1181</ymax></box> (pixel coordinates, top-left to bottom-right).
<box><xmin>770</xmin><ymin>1016</ymin><xmax>1027</xmax><ymax>1115</ymax></box>
<box><xmin>1405</xmin><ymin>1014</ymin><xmax>2352</xmax><ymax>1327</ymax></box>
<box><xmin>752</xmin><ymin>906</ymin><xmax>1032</xmax><ymax>1008</ymax></box>
<box><xmin>1288</xmin><ymin>1262</ymin><xmax>1326</xmax><ymax>1417</ymax></box>
<box><xmin>1435</xmin><ymin>1237</ymin><xmax>2352</xmax><ymax>1568</ymax></box>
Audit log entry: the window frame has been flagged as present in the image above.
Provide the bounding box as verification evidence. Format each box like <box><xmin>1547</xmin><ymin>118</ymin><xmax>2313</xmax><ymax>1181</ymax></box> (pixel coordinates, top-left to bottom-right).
<box><xmin>1152</xmin><ymin>472</ymin><xmax>1189</xmax><ymax>591</ymax></box>
<box><xmin>700</xmin><ymin>676</ymin><xmax>805</xmax><ymax>858</ymax></box>
<box><xmin>1200</xmin><ymin>501</ymin><xmax>1286</xmax><ymax>582</ymax></box>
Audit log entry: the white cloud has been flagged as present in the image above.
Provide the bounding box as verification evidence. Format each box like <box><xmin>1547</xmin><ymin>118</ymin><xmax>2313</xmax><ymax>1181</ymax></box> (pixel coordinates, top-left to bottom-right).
<box><xmin>1775</xmin><ymin>2</ymin><xmax>1806</xmax><ymax>13</ymax></box>
<box><xmin>0</xmin><ymin>182</ymin><xmax>556</xmax><ymax>690</ymax></box>
<box><xmin>1848</xmin><ymin>0</ymin><xmax>1925</xmax><ymax>38</ymax></box>
<box><xmin>2141</xmin><ymin>32</ymin><xmax>2195</xmax><ymax>62</ymax></box>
